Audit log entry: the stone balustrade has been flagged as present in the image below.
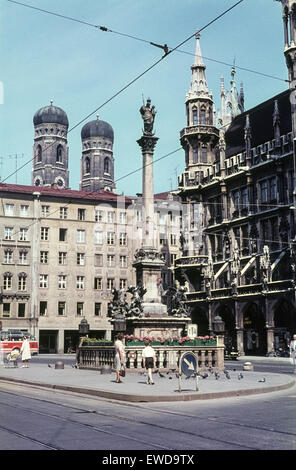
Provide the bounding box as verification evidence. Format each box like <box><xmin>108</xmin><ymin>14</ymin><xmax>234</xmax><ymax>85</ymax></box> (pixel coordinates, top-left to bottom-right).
<box><xmin>77</xmin><ymin>339</ymin><xmax>225</xmax><ymax>371</ymax></box>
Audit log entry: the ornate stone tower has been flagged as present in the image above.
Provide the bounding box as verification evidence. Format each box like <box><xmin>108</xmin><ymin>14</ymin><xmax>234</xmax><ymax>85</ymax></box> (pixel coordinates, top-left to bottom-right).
<box><xmin>32</xmin><ymin>101</ymin><xmax>69</xmax><ymax>188</ymax></box>
<box><xmin>180</xmin><ymin>33</ymin><xmax>220</xmax><ymax>177</ymax></box>
<box><xmin>275</xmin><ymin>0</ymin><xmax>296</xmax><ymax>136</ymax></box>
<box><xmin>80</xmin><ymin>116</ymin><xmax>115</xmax><ymax>193</ymax></box>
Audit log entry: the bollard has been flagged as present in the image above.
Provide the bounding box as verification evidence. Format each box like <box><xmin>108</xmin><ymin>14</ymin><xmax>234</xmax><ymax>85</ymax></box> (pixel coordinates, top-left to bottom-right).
<box><xmin>55</xmin><ymin>360</ymin><xmax>64</xmax><ymax>370</ymax></box>
<box><xmin>243</xmin><ymin>361</ymin><xmax>254</xmax><ymax>371</ymax></box>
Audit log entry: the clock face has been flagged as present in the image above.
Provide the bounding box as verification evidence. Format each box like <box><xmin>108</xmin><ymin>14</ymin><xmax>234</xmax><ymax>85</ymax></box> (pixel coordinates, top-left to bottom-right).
<box><xmin>55</xmin><ymin>176</ymin><xmax>65</xmax><ymax>188</ymax></box>
<box><xmin>34</xmin><ymin>176</ymin><xmax>42</xmax><ymax>186</ymax></box>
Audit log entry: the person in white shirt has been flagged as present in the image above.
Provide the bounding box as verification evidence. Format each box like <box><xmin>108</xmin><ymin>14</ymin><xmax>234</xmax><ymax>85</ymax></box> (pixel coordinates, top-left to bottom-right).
<box><xmin>142</xmin><ymin>339</ymin><xmax>156</xmax><ymax>385</ymax></box>
<box><xmin>114</xmin><ymin>333</ymin><xmax>126</xmax><ymax>383</ymax></box>
<box><xmin>289</xmin><ymin>334</ymin><xmax>296</xmax><ymax>372</ymax></box>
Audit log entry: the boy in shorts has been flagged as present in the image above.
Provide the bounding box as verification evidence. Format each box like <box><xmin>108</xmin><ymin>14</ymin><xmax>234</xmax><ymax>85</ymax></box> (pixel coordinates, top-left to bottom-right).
<box><xmin>142</xmin><ymin>339</ymin><xmax>156</xmax><ymax>385</ymax></box>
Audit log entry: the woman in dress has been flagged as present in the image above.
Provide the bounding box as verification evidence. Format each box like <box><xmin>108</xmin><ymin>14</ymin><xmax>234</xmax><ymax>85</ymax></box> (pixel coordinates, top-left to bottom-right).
<box><xmin>114</xmin><ymin>333</ymin><xmax>126</xmax><ymax>383</ymax></box>
<box><xmin>20</xmin><ymin>336</ymin><xmax>31</xmax><ymax>368</ymax></box>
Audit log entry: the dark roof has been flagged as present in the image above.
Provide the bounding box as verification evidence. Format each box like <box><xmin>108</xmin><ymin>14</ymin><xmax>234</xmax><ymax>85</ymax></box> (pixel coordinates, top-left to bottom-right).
<box><xmin>33</xmin><ymin>105</ymin><xmax>69</xmax><ymax>127</ymax></box>
<box><xmin>0</xmin><ymin>183</ymin><xmax>131</xmax><ymax>204</ymax></box>
<box><xmin>81</xmin><ymin>119</ymin><xmax>114</xmax><ymax>142</ymax></box>
<box><xmin>225</xmin><ymin>89</ymin><xmax>291</xmax><ymax>158</ymax></box>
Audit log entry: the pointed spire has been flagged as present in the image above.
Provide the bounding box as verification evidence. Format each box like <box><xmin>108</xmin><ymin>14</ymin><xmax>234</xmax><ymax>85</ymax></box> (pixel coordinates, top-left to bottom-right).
<box><xmin>193</xmin><ymin>32</ymin><xmax>205</xmax><ymax>68</ymax></box>
<box><xmin>186</xmin><ymin>33</ymin><xmax>211</xmax><ymax>101</ymax></box>
<box><xmin>230</xmin><ymin>66</ymin><xmax>240</xmax><ymax>118</ymax></box>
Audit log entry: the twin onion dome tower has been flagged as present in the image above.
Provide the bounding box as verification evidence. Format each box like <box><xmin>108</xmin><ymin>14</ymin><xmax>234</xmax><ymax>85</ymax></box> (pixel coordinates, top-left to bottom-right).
<box><xmin>32</xmin><ymin>101</ymin><xmax>115</xmax><ymax>193</ymax></box>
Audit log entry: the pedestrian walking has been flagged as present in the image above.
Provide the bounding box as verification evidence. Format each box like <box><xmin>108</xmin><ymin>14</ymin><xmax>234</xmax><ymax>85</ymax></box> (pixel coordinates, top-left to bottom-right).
<box><xmin>114</xmin><ymin>333</ymin><xmax>126</xmax><ymax>383</ymax></box>
<box><xmin>142</xmin><ymin>339</ymin><xmax>156</xmax><ymax>385</ymax></box>
<box><xmin>289</xmin><ymin>334</ymin><xmax>296</xmax><ymax>372</ymax></box>
<box><xmin>20</xmin><ymin>336</ymin><xmax>31</xmax><ymax>368</ymax></box>
<box><xmin>0</xmin><ymin>334</ymin><xmax>4</xmax><ymax>367</ymax></box>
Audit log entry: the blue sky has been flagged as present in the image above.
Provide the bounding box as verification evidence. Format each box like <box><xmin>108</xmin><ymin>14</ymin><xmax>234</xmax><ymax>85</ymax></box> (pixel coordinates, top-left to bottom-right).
<box><xmin>0</xmin><ymin>0</ymin><xmax>288</xmax><ymax>195</ymax></box>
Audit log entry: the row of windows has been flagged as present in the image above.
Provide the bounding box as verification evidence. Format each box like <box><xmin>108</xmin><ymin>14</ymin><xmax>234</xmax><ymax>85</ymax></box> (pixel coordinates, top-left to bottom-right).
<box><xmin>3</xmin><ymin>274</ymin><xmax>127</xmax><ymax>291</ymax></box>
<box><xmin>2</xmin><ymin>203</ymin><xmax>129</xmax><ymax>223</ymax></box>
<box><xmin>41</xmin><ymin>227</ymin><xmax>128</xmax><ymax>245</ymax></box>
<box><xmin>36</xmin><ymin>144</ymin><xmax>64</xmax><ymax>164</ymax></box>
<box><xmin>2</xmin><ymin>301</ymin><xmax>102</xmax><ymax>318</ymax></box>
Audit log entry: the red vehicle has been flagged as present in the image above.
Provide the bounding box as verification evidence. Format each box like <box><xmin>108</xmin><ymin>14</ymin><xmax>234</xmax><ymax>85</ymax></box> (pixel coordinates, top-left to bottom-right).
<box><xmin>0</xmin><ymin>330</ymin><xmax>39</xmax><ymax>357</ymax></box>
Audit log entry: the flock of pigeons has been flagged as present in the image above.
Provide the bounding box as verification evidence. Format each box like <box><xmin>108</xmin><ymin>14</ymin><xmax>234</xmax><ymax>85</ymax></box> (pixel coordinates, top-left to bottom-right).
<box><xmin>138</xmin><ymin>366</ymin><xmax>266</xmax><ymax>383</ymax></box>
<box><xmin>49</xmin><ymin>362</ymin><xmax>267</xmax><ymax>383</ymax></box>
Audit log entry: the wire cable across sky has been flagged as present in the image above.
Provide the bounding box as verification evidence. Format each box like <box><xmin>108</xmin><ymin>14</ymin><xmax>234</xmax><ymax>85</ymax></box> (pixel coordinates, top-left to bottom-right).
<box><xmin>3</xmin><ymin>0</ymin><xmax>245</xmax><ymax>184</ymax></box>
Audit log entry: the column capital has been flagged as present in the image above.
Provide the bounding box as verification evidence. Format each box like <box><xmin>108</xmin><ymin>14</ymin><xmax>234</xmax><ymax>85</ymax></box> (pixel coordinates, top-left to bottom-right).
<box><xmin>137</xmin><ymin>135</ymin><xmax>159</xmax><ymax>153</ymax></box>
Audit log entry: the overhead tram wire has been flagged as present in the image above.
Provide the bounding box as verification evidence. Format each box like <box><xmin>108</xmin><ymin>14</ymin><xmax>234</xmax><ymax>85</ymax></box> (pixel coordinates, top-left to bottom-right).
<box><xmin>7</xmin><ymin>0</ymin><xmax>287</xmax><ymax>84</ymax></box>
<box><xmin>3</xmin><ymin>0</ymin><xmax>245</xmax><ymax>185</ymax></box>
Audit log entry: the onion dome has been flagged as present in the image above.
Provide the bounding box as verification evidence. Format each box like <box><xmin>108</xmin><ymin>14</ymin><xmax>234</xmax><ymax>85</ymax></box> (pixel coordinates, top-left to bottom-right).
<box><xmin>81</xmin><ymin>117</ymin><xmax>114</xmax><ymax>142</ymax></box>
<box><xmin>33</xmin><ymin>101</ymin><xmax>69</xmax><ymax>127</ymax></box>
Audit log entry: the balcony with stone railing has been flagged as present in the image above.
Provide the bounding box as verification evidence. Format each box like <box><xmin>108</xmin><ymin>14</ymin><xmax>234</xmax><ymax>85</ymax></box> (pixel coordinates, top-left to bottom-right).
<box><xmin>77</xmin><ymin>338</ymin><xmax>225</xmax><ymax>371</ymax></box>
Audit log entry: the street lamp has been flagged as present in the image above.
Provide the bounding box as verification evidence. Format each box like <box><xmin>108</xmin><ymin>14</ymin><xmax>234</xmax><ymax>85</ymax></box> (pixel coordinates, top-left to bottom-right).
<box><xmin>78</xmin><ymin>317</ymin><xmax>90</xmax><ymax>337</ymax></box>
<box><xmin>212</xmin><ymin>315</ymin><xmax>225</xmax><ymax>336</ymax></box>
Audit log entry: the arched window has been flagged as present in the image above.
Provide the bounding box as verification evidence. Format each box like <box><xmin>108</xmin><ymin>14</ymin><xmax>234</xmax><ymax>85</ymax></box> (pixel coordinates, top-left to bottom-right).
<box><xmin>200</xmin><ymin>107</ymin><xmax>206</xmax><ymax>124</ymax></box>
<box><xmin>37</xmin><ymin>145</ymin><xmax>42</xmax><ymax>162</ymax></box>
<box><xmin>85</xmin><ymin>157</ymin><xmax>90</xmax><ymax>174</ymax></box>
<box><xmin>192</xmin><ymin>107</ymin><xmax>198</xmax><ymax>125</ymax></box>
<box><xmin>56</xmin><ymin>145</ymin><xmax>63</xmax><ymax>163</ymax></box>
<box><xmin>104</xmin><ymin>157</ymin><xmax>110</xmax><ymax>174</ymax></box>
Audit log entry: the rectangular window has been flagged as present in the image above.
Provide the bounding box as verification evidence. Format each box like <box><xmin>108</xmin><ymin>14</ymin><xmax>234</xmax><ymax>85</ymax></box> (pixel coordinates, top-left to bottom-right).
<box><xmin>77</xmin><ymin>302</ymin><xmax>84</xmax><ymax>316</ymax></box>
<box><xmin>20</xmin><ymin>205</ymin><xmax>29</xmax><ymax>217</ymax></box>
<box><xmin>3</xmin><ymin>275</ymin><xmax>12</xmax><ymax>290</ymax></box>
<box><xmin>94</xmin><ymin>302</ymin><xmax>101</xmax><ymax>317</ymax></box>
<box><xmin>233</xmin><ymin>190</ymin><xmax>240</xmax><ymax>213</ymax></box>
<box><xmin>18</xmin><ymin>303</ymin><xmax>26</xmax><ymax>318</ymax></box>
<box><xmin>40</xmin><ymin>251</ymin><xmax>48</xmax><ymax>264</ymax></box>
<box><xmin>59</xmin><ymin>228</ymin><xmax>67</xmax><ymax>242</ymax></box>
<box><xmin>76</xmin><ymin>276</ymin><xmax>85</xmax><ymax>289</ymax></box>
<box><xmin>94</xmin><ymin>277</ymin><xmax>102</xmax><ymax>290</ymax></box>
<box><xmin>58</xmin><ymin>252</ymin><xmax>67</xmax><ymax>265</ymax></box>
<box><xmin>241</xmin><ymin>188</ymin><xmax>248</xmax><ymax>209</ymax></box>
<box><xmin>201</xmin><ymin>147</ymin><xmax>207</xmax><ymax>163</ymax></box>
<box><xmin>76</xmin><ymin>229</ymin><xmax>85</xmax><ymax>243</ymax></box>
<box><xmin>4</xmin><ymin>250</ymin><xmax>13</xmax><ymax>264</ymax></box>
<box><xmin>78</xmin><ymin>208</ymin><xmax>86</xmax><ymax>221</ymax></box>
<box><xmin>170</xmin><ymin>234</ymin><xmax>177</xmax><ymax>246</ymax></box>
<box><xmin>107</xmin><ymin>231</ymin><xmax>115</xmax><ymax>245</ymax></box>
<box><xmin>94</xmin><ymin>253</ymin><xmax>103</xmax><ymax>267</ymax></box>
<box><xmin>77</xmin><ymin>253</ymin><xmax>85</xmax><ymax>265</ymax></box>
<box><xmin>5</xmin><ymin>204</ymin><xmax>14</xmax><ymax>216</ymax></box>
<box><xmin>4</xmin><ymin>227</ymin><xmax>14</xmax><ymax>240</ymax></box>
<box><xmin>119</xmin><ymin>232</ymin><xmax>127</xmax><ymax>246</ymax></box>
<box><xmin>107</xmin><ymin>254</ymin><xmax>115</xmax><ymax>267</ymax></box>
<box><xmin>19</xmin><ymin>228</ymin><xmax>28</xmax><ymax>242</ymax></box>
<box><xmin>18</xmin><ymin>276</ymin><xmax>27</xmax><ymax>291</ymax></box>
<box><xmin>107</xmin><ymin>211</ymin><xmax>115</xmax><ymax>223</ymax></box>
<box><xmin>40</xmin><ymin>274</ymin><xmax>48</xmax><ymax>288</ymax></box>
<box><xmin>260</xmin><ymin>180</ymin><xmax>268</xmax><ymax>204</ymax></box>
<box><xmin>59</xmin><ymin>207</ymin><xmax>68</xmax><ymax>219</ymax></box>
<box><xmin>193</xmin><ymin>148</ymin><xmax>198</xmax><ymax>164</ymax></box>
<box><xmin>41</xmin><ymin>205</ymin><xmax>50</xmax><ymax>217</ymax></box>
<box><xmin>41</xmin><ymin>227</ymin><xmax>49</xmax><ymax>241</ymax></box>
<box><xmin>107</xmin><ymin>278</ymin><xmax>114</xmax><ymax>290</ymax></box>
<box><xmin>95</xmin><ymin>209</ymin><xmax>103</xmax><ymax>222</ymax></box>
<box><xmin>94</xmin><ymin>230</ymin><xmax>103</xmax><ymax>244</ymax></box>
<box><xmin>19</xmin><ymin>251</ymin><xmax>27</xmax><ymax>265</ymax></box>
<box><xmin>40</xmin><ymin>301</ymin><xmax>47</xmax><ymax>316</ymax></box>
<box><xmin>192</xmin><ymin>109</ymin><xmax>198</xmax><ymax>125</ymax></box>
<box><xmin>270</xmin><ymin>177</ymin><xmax>277</xmax><ymax>201</ymax></box>
<box><xmin>3</xmin><ymin>303</ymin><xmax>11</xmax><ymax>317</ymax></box>
<box><xmin>58</xmin><ymin>301</ymin><xmax>66</xmax><ymax>316</ymax></box>
<box><xmin>58</xmin><ymin>275</ymin><xmax>67</xmax><ymax>289</ymax></box>
<box><xmin>120</xmin><ymin>278</ymin><xmax>127</xmax><ymax>290</ymax></box>
<box><xmin>119</xmin><ymin>212</ymin><xmax>127</xmax><ymax>224</ymax></box>
<box><xmin>120</xmin><ymin>255</ymin><xmax>127</xmax><ymax>268</ymax></box>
